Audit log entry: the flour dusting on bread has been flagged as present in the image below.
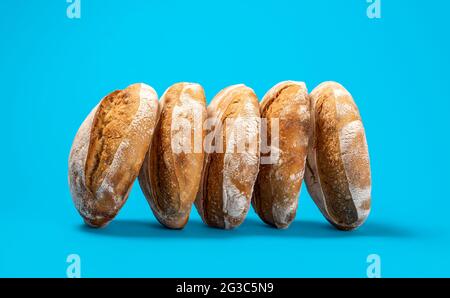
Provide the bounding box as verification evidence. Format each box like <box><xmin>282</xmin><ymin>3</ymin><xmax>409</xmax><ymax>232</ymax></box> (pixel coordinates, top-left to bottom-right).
<box><xmin>338</xmin><ymin>119</ymin><xmax>371</xmax><ymax>220</ymax></box>
<box><xmin>171</xmin><ymin>83</ymin><xmax>204</xmax><ymax>154</ymax></box>
<box><xmin>222</xmin><ymin>106</ymin><xmax>259</xmax><ymax>228</ymax></box>
<box><xmin>96</xmin><ymin>84</ymin><xmax>157</xmax><ymax>204</ymax></box>
<box><xmin>69</xmin><ymin>105</ymin><xmax>98</xmax><ymax>216</ymax></box>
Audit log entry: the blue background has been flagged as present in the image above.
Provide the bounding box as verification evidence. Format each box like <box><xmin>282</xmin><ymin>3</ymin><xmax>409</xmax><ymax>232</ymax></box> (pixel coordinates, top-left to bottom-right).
<box><xmin>1</xmin><ymin>0</ymin><xmax>449</xmax><ymax>277</ymax></box>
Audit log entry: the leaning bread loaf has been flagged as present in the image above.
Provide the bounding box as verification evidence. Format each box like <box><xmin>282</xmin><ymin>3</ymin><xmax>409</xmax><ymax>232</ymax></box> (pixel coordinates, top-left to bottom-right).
<box><xmin>139</xmin><ymin>83</ymin><xmax>207</xmax><ymax>229</ymax></box>
<box><xmin>68</xmin><ymin>83</ymin><xmax>159</xmax><ymax>227</ymax></box>
<box><xmin>305</xmin><ymin>81</ymin><xmax>371</xmax><ymax>230</ymax></box>
<box><xmin>195</xmin><ymin>84</ymin><xmax>260</xmax><ymax>229</ymax></box>
<box><xmin>252</xmin><ymin>81</ymin><xmax>310</xmax><ymax>229</ymax></box>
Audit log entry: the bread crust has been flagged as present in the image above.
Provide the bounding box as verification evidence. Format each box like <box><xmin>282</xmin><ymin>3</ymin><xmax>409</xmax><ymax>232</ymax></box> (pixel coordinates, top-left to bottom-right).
<box><xmin>305</xmin><ymin>82</ymin><xmax>371</xmax><ymax>230</ymax></box>
<box><xmin>252</xmin><ymin>81</ymin><xmax>310</xmax><ymax>229</ymax></box>
<box><xmin>138</xmin><ymin>83</ymin><xmax>207</xmax><ymax>229</ymax></box>
<box><xmin>68</xmin><ymin>83</ymin><xmax>159</xmax><ymax>227</ymax></box>
<box><xmin>195</xmin><ymin>84</ymin><xmax>260</xmax><ymax>229</ymax></box>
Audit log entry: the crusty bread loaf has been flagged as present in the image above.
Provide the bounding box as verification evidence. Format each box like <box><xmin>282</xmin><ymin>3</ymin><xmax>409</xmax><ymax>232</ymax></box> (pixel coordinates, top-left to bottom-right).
<box><xmin>305</xmin><ymin>81</ymin><xmax>371</xmax><ymax>230</ymax></box>
<box><xmin>68</xmin><ymin>83</ymin><xmax>159</xmax><ymax>227</ymax></box>
<box><xmin>138</xmin><ymin>83</ymin><xmax>207</xmax><ymax>229</ymax></box>
<box><xmin>195</xmin><ymin>84</ymin><xmax>260</xmax><ymax>229</ymax></box>
<box><xmin>252</xmin><ymin>81</ymin><xmax>310</xmax><ymax>229</ymax></box>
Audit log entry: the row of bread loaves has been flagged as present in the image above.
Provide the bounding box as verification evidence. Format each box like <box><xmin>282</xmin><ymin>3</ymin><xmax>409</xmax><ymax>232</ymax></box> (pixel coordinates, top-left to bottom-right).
<box><xmin>68</xmin><ymin>81</ymin><xmax>371</xmax><ymax>231</ymax></box>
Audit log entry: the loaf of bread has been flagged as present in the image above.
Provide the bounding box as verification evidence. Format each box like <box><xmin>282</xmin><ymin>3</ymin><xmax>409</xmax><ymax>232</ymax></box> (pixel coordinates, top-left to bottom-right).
<box><xmin>305</xmin><ymin>81</ymin><xmax>371</xmax><ymax>230</ymax></box>
<box><xmin>138</xmin><ymin>83</ymin><xmax>207</xmax><ymax>229</ymax></box>
<box><xmin>252</xmin><ymin>81</ymin><xmax>310</xmax><ymax>229</ymax></box>
<box><xmin>195</xmin><ymin>84</ymin><xmax>260</xmax><ymax>229</ymax></box>
<box><xmin>68</xmin><ymin>83</ymin><xmax>160</xmax><ymax>227</ymax></box>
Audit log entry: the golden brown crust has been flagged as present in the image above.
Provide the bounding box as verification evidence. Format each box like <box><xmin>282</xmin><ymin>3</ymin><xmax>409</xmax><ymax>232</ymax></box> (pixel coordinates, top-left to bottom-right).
<box><xmin>305</xmin><ymin>82</ymin><xmax>371</xmax><ymax>230</ymax></box>
<box><xmin>85</xmin><ymin>89</ymin><xmax>139</xmax><ymax>194</ymax></box>
<box><xmin>252</xmin><ymin>81</ymin><xmax>310</xmax><ymax>229</ymax></box>
<box><xmin>195</xmin><ymin>84</ymin><xmax>260</xmax><ymax>229</ymax></box>
<box><xmin>69</xmin><ymin>83</ymin><xmax>159</xmax><ymax>227</ymax></box>
<box><xmin>139</xmin><ymin>83</ymin><xmax>207</xmax><ymax>229</ymax></box>
<box><xmin>314</xmin><ymin>87</ymin><xmax>358</xmax><ymax>226</ymax></box>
